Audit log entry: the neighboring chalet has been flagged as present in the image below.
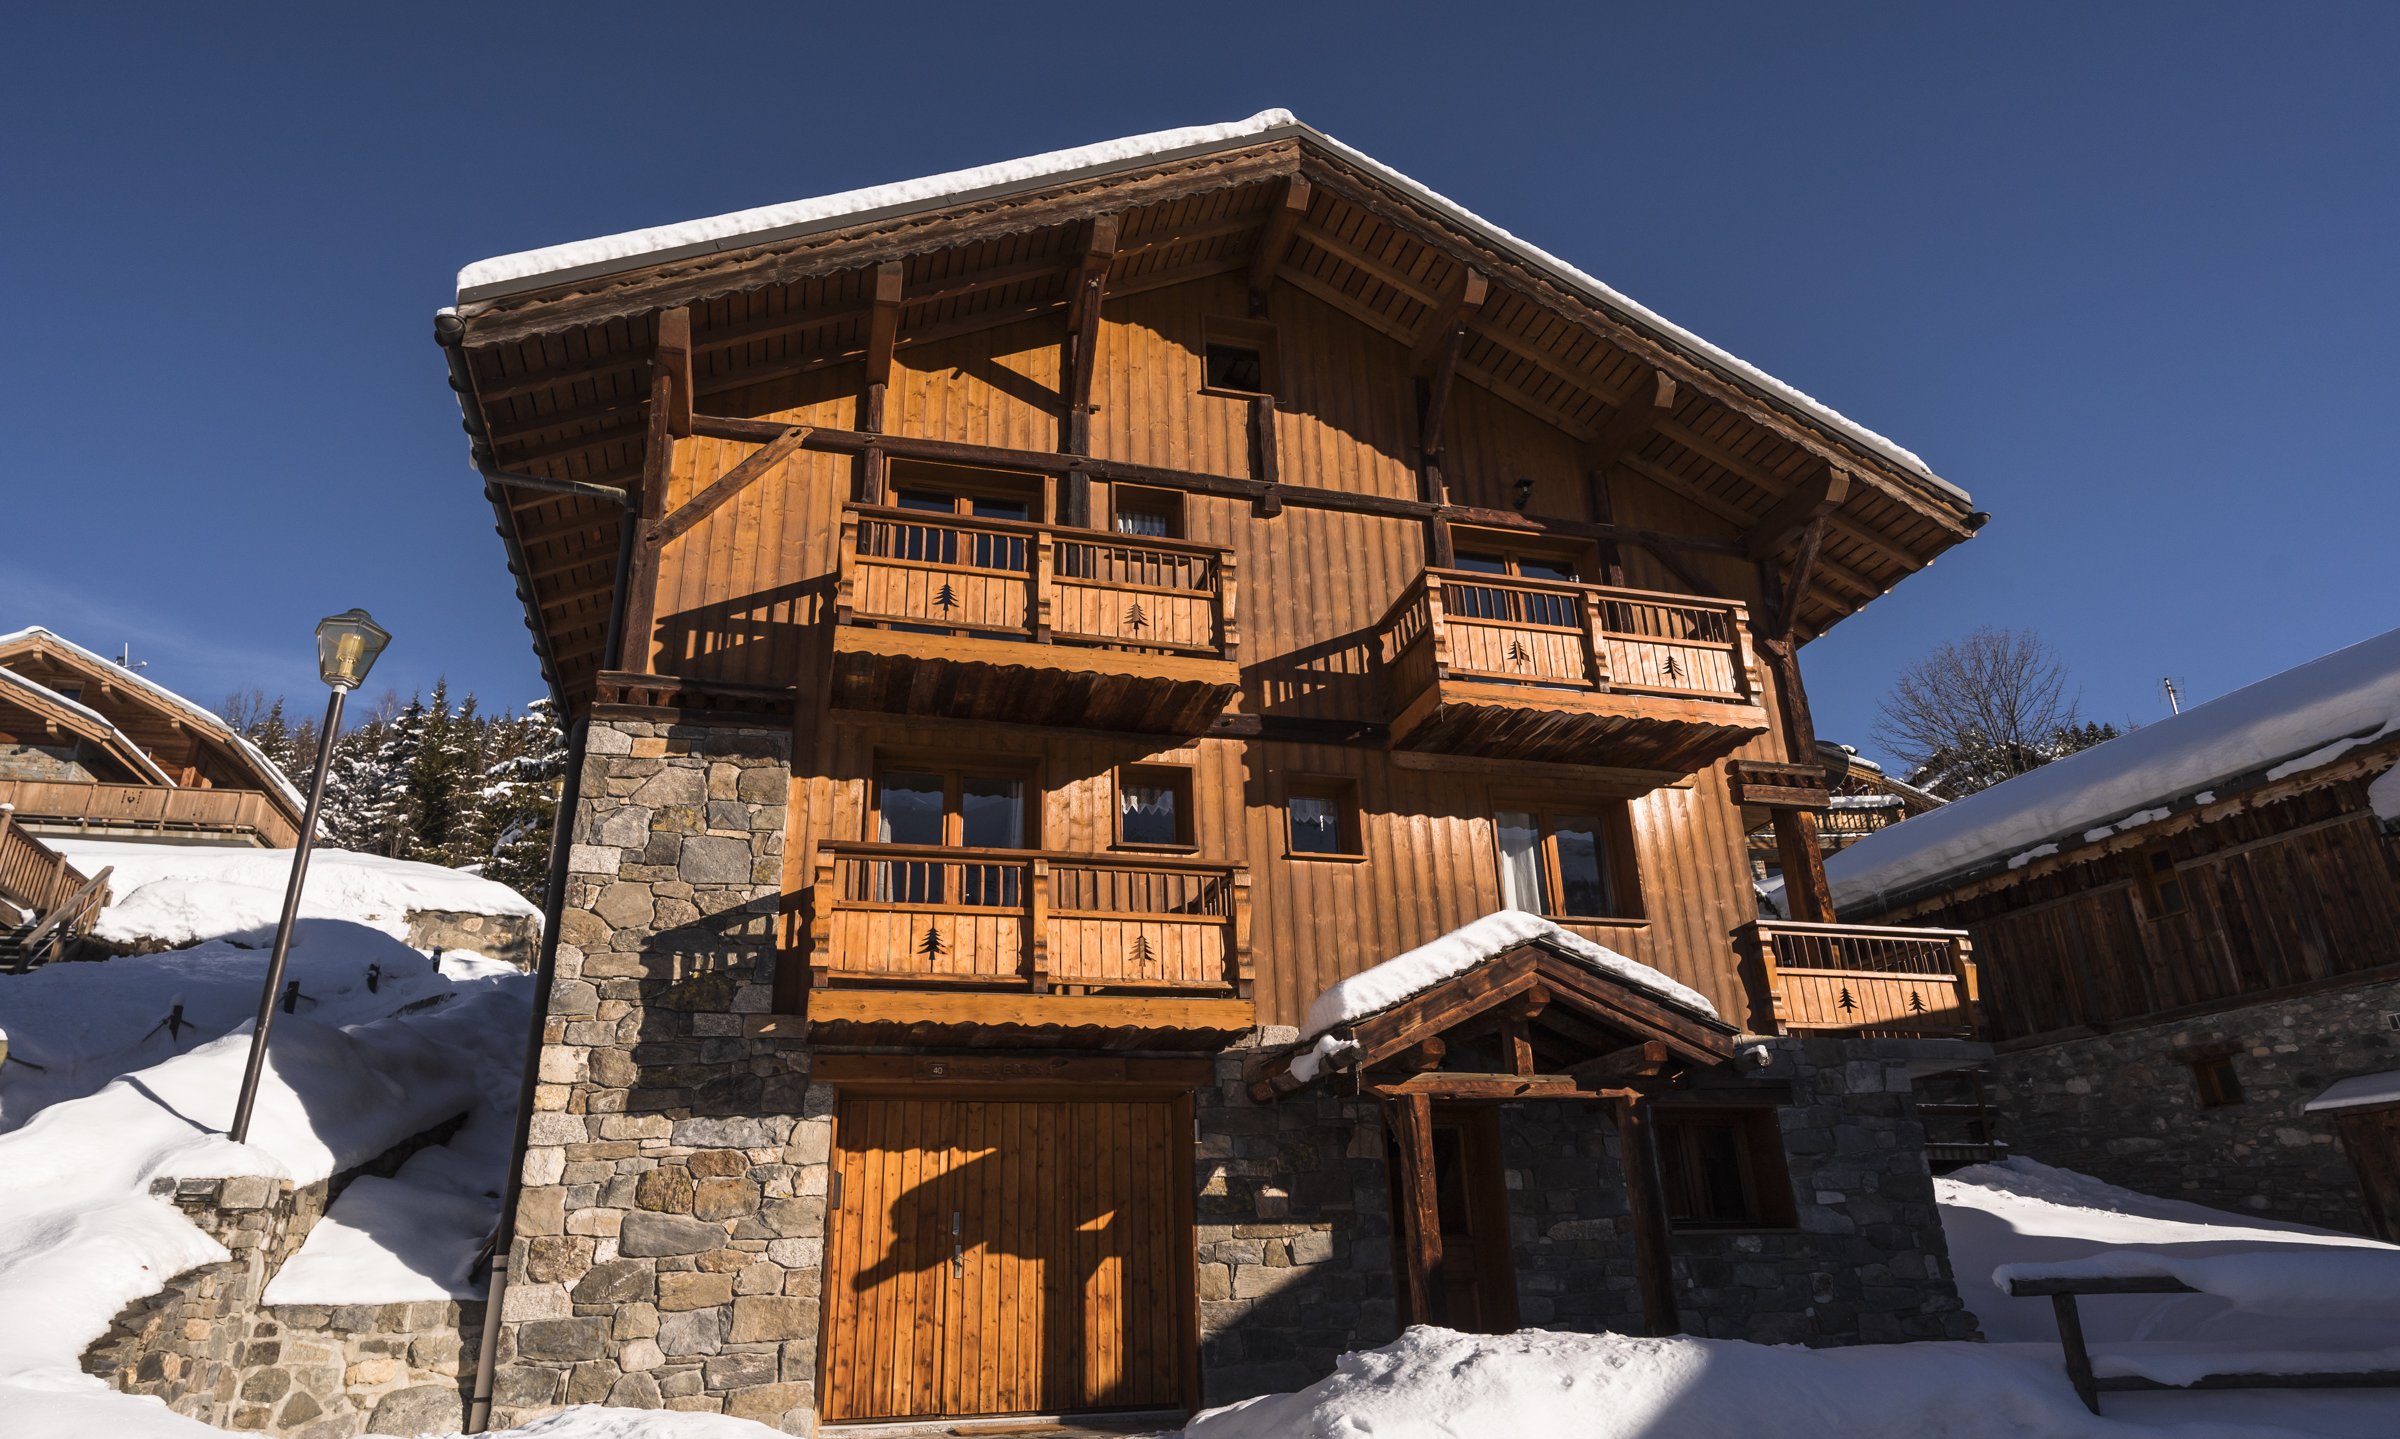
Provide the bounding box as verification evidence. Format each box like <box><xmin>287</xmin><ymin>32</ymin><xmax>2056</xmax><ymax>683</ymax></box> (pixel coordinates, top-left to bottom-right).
<box><xmin>1749</xmin><ymin>741</ymin><xmax>1944</xmax><ymax>912</ymax></box>
<box><xmin>1831</xmin><ymin>627</ymin><xmax>2400</xmax><ymax>1240</ymax></box>
<box><xmin>440</xmin><ymin>111</ymin><xmax>1990</xmax><ymax>1431</ymax></box>
<box><xmin>0</xmin><ymin>628</ymin><xmax>304</xmax><ymax>848</ymax></box>
<box><xmin>0</xmin><ymin>628</ymin><xmax>302</xmax><ymax>970</ymax></box>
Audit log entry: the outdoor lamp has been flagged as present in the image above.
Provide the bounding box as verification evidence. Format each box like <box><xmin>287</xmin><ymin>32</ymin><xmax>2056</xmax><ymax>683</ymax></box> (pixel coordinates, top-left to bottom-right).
<box><xmin>316</xmin><ymin>609</ymin><xmax>390</xmax><ymax>691</ymax></box>
<box><xmin>231</xmin><ymin>608</ymin><xmax>392</xmax><ymax>1143</ymax></box>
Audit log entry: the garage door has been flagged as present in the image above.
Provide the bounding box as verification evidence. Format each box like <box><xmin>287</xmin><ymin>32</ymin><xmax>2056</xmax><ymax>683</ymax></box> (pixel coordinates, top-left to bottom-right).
<box><xmin>820</xmin><ymin>1095</ymin><xmax>1189</xmax><ymax>1421</ymax></box>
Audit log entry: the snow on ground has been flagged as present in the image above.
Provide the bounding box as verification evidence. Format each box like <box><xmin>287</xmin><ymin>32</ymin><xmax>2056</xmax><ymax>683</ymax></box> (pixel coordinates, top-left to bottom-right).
<box><xmin>0</xmin><ymin>920</ymin><xmax>511</xmax><ymax>1129</ymax></box>
<box><xmin>1829</xmin><ymin>625</ymin><xmax>2400</xmax><ymax>909</ymax></box>
<box><xmin>45</xmin><ymin>837</ymin><xmax>539</xmax><ymax>950</ymax></box>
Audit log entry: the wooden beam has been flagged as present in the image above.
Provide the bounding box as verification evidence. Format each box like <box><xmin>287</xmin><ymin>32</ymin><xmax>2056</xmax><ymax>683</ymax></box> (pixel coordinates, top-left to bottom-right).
<box><xmin>1409</xmin><ymin>268</ymin><xmax>1491</xmax><ymax>379</ymax></box>
<box><xmin>1744</xmin><ymin>461</ymin><xmax>1852</xmax><ymax>560</ymax></box>
<box><xmin>1585</xmin><ymin>368</ymin><xmax>1679</xmax><ymax>477</ymax></box>
<box><xmin>1245</xmin><ymin>176</ymin><xmax>1312</xmax><ymax>313</ymax></box>
<box><xmin>654</xmin><ymin>307</ymin><xmax>693</xmax><ymax>438</ymax></box>
<box><xmin>1501</xmin><ymin>1016</ymin><xmax>1535</xmax><ymax>1076</ymax></box>
<box><xmin>1568</xmin><ymin>1040</ymin><xmax>1670</xmax><ymax>1082</ymax></box>
<box><xmin>1616</xmin><ymin>1096</ymin><xmax>1682</xmax><ymax>1336</ymax></box>
<box><xmin>1386</xmin><ymin>1092</ymin><xmax>1445</xmax><ymax>1327</ymax></box>
<box><xmin>1777</xmin><ymin>516</ymin><xmax>1830</xmax><ymax>642</ymax></box>
<box><xmin>1365</xmin><ymin>1074</ymin><xmax>1642</xmax><ymax>1102</ymax></box>
<box><xmin>650</xmin><ymin>426</ymin><xmax>813</xmax><ymax>548</ymax></box>
<box><xmin>1063</xmin><ymin>214</ymin><xmax>1120</xmax><ymax>458</ymax></box>
<box><xmin>615</xmin><ymin>372</ymin><xmax>673</xmax><ymax>674</ymax></box>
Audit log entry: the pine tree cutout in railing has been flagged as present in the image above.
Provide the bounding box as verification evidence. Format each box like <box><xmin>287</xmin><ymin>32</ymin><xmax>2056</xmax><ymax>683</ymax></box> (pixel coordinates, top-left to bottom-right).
<box><xmin>1660</xmin><ymin>653</ymin><xmax>1685</xmax><ymax>680</ymax></box>
<box><xmin>1123</xmin><ymin>600</ymin><xmax>1149</xmax><ymax>633</ymax></box>
<box><xmin>1907</xmin><ymin>989</ymin><xmax>1928</xmax><ymax>1015</ymax></box>
<box><xmin>933</xmin><ymin>582</ymin><xmax>959</xmax><ymax>614</ymax></box>
<box><xmin>1836</xmin><ymin>985</ymin><xmax>1857</xmax><ymax>1013</ymax></box>
<box><xmin>1505</xmin><ymin>639</ymin><xmax>1532</xmax><ymax>665</ymax></box>
<box><xmin>1128</xmin><ymin>933</ymin><xmax>1155</xmax><ymax>970</ymax></box>
<box><xmin>917</xmin><ymin>923</ymin><xmax>947</xmax><ymax>960</ymax></box>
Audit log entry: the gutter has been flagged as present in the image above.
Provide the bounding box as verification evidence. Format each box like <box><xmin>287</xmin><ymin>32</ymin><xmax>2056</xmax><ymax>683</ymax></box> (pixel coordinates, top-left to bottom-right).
<box><xmin>451</xmin><ymin>117</ymin><xmax>1970</xmax><ymax>514</ymax></box>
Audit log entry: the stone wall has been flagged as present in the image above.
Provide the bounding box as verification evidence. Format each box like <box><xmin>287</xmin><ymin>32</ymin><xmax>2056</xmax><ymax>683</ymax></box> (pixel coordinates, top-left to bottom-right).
<box><xmin>492</xmin><ymin>716</ymin><xmax>825</xmax><ymax>1433</ymax></box>
<box><xmin>1990</xmin><ymin>975</ymin><xmax>2400</xmax><ymax>1233</ymax></box>
<box><xmin>407</xmin><ymin>909</ymin><xmax>542</xmax><ymax>969</ymax></box>
<box><xmin>1192</xmin><ymin>1039</ymin><xmax>1398</xmax><ymax>1405</ymax></box>
<box><xmin>82</xmin><ymin>1174</ymin><xmax>485</xmax><ymax>1436</ymax></box>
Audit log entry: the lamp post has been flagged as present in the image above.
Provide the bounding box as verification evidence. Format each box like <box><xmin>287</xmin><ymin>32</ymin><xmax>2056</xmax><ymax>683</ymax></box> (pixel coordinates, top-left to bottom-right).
<box><xmin>229</xmin><ymin>609</ymin><xmax>390</xmax><ymax>1144</ymax></box>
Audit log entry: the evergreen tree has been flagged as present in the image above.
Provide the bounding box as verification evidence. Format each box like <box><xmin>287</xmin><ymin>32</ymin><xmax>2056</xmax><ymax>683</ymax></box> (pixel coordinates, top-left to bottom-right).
<box><xmin>476</xmin><ymin>698</ymin><xmax>566</xmax><ymax>898</ymax></box>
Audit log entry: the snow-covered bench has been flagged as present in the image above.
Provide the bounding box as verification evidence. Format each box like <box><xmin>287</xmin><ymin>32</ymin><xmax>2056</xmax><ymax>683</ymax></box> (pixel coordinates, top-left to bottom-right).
<box><xmin>2002</xmin><ymin>1265</ymin><xmax>2400</xmax><ymax>1414</ymax></box>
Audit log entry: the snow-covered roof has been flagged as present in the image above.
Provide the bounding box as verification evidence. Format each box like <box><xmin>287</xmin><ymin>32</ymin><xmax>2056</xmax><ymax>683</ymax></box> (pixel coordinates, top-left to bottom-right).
<box><xmin>0</xmin><ymin>666</ymin><xmax>173</xmax><ymax>784</ymax></box>
<box><xmin>1301</xmin><ymin>909</ymin><xmax>1720</xmax><ymax>1041</ymax></box>
<box><xmin>455</xmin><ymin>109</ymin><xmax>1959</xmax><ymax>502</ymax></box>
<box><xmin>0</xmin><ymin>627</ymin><xmax>306</xmax><ymax>812</ymax></box>
<box><xmin>1829</xmin><ymin>626</ymin><xmax>2400</xmax><ymax>910</ymax></box>
<box><xmin>2305</xmin><ymin>1071</ymin><xmax>2400</xmax><ymax>1115</ymax></box>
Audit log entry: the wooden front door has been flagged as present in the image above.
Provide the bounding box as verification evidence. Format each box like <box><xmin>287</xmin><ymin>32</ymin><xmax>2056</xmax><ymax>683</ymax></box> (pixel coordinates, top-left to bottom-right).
<box><xmin>821</xmin><ymin>1095</ymin><xmax>1190</xmax><ymax>1421</ymax></box>
<box><xmin>1389</xmin><ymin>1106</ymin><xmax>1519</xmax><ymax>1334</ymax></box>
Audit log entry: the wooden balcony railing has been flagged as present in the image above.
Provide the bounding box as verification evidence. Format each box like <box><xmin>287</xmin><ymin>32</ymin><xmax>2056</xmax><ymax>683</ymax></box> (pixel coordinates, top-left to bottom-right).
<box><xmin>1743</xmin><ymin>919</ymin><xmax>1980</xmax><ymax>1039</ymax></box>
<box><xmin>1383</xmin><ymin>570</ymin><xmax>1760</xmax><ymax>706</ymax></box>
<box><xmin>0</xmin><ymin>779</ymin><xmax>298</xmax><ymax>847</ymax></box>
<box><xmin>807</xmin><ymin>842</ymin><xmax>1252</xmax><ymax>997</ymax></box>
<box><xmin>835</xmin><ymin>505</ymin><xmax>1238</xmax><ymax>660</ymax></box>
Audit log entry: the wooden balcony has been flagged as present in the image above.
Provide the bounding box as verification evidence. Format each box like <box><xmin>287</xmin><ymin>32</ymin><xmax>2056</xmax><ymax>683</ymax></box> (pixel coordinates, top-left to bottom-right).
<box><xmin>1378</xmin><ymin>571</ymin><xmax>1770</xmax><ymax>770</ymax></box>
<box><xmin>829</xmin><ymin>505</ymin><xmax>1240</xmax><ymax>734</ymax></box>
<box><xmin>800</xmin><ymin>843</ymin><xmax>1255</xmax><ymax>1038</ymax></box>
<box><xmin>1743</xmin><ymin>920</ymin><xmax>1980</xmax><ymax>1039</ymax></box>
<box><xmin>0</xmin><ymin>779</ymin><xmax>298</xmax><ymax>847</ymax></box>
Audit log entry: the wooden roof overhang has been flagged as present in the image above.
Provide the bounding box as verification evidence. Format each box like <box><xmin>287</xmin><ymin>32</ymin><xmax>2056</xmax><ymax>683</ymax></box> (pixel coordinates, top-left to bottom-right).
<box><xmin>1244</xmin><ymin>940</ymin><xmax>1746</xmax><ymax>1104</ymax></box>
<box><xmin>0</xmin><ymin>669</ymin><xmax>169</xmax><ymax>784</ymax></box>
<box><xmin>761</xmin><ymin>989</ymin><xmax>1256</xmax><ymax>1052</ymax></box>
<box><xmin>441</xmin><ymin>126</ymin><xmax>1980</xmax><ymax>714</ymax></box>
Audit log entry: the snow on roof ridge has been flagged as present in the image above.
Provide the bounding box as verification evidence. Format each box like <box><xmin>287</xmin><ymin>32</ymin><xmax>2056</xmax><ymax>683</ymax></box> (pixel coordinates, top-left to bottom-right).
<box><xmin>1299</xmin><ymin>909</ymin><xmax>1721</xmax><ymax>1043</ymax></box>
<box><xmin>0</xmin><ymin>665</ymin><xmax>174</xmax><ymax>785</ymax></box>
<box><xmin>0</xmin><ymin>626</ymin><xmax>306</xmax><ymax>810</ymax></box>
<box><xmin>453</xmin><ymin>109</ymin><xmax>1955</xmax><ymax>495</ymax></box>
<box><xmin>1828</xmin><ymin>625</ymin><xmax>2400</xmax><ymax>907</ymax></box>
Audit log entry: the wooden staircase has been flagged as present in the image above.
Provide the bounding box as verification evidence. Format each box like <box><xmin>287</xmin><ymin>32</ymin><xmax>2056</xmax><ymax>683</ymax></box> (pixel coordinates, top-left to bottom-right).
<box><xmin>0</xmin><ymin>809</ymin><xmax>111</xmax><ymax>973</ymax></box>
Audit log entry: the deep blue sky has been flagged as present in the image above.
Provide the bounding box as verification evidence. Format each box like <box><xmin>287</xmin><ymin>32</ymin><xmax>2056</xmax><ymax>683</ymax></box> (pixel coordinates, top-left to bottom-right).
<box><xmin>5</xmin><ymin>4</ymin><xmax>2393</xmax><ymax>762</ymax></box>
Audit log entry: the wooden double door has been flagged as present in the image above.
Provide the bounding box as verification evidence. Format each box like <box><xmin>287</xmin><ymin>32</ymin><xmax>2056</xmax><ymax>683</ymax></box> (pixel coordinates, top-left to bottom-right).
<box><xmin>821</xmin><ymin>1094</ymin><xmax>1193</xmax><ymax>1422</ymax></box>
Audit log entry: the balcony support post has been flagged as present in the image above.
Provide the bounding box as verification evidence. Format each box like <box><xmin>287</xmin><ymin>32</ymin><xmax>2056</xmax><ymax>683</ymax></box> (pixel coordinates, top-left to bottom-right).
<box><xmin>1216</xmin><ymin>553</ymin><xmax>1240</xmax><ymax>666</ymax></box>
<box><xmin>1231</xmin><ymin>869</ymin><xmax>1254</xmax><ymax>999</ymax></box>
<box><xmin>1031</xmin><ymin>531</ymin><xmax>1055</xmax><ymax>643</ymax></box>
<box><xmin>859</xmin><ymin>261</ymin><xmax>904</xmax><ymax>504</ymax></box>
<box><xmin>1027</xmin><ymin>857</ymin><xmax>1052</xmax><ymax>993</ymax></box>
<box><xmin>616</xmin><ymin>366</ymin><xmax>676</xmax><ymax>674</ymax></box>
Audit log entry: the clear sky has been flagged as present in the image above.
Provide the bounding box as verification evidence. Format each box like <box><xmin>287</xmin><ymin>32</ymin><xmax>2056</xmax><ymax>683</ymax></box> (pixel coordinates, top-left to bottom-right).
<box><xmin>5</xmin><ymin>3</ymin><xmax>2393</xmax><ymax>764</ymax></box>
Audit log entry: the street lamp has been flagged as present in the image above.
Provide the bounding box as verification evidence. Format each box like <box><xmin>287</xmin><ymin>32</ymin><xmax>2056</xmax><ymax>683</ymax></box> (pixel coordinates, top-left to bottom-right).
<box><xmin>229</xmin><ymin>609</ymin><xmax>389</xmax><ymax>1144</ymax></box>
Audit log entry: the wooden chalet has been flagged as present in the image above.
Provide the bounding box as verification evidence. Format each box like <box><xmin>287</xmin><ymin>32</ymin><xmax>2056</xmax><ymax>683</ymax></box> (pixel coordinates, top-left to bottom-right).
<box><xmin>1830</xmin><ymin>626</ymin><xmax>2400</xmax><ymax>1238</ymax></box>
<box><xmin>444</xmin><ymin>111</ymin><xmax>1991</xmax><ymax>1430</ymax></box>
<box><xmin>0</xmin><ymin>628</ymin><xmax>304</xmax><ymax>848</ymax></box>
<box><xmin>1747</xmin><ymin>741</ymin><xmax>1944</xmax><ymax>871</ymax></box>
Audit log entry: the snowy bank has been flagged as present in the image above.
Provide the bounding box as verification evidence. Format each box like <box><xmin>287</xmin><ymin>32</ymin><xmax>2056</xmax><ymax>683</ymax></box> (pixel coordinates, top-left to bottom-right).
<box><xmin>47</xmin><ymin>837</ymin><xmax>539</xmax><ymax>950</ymax></box>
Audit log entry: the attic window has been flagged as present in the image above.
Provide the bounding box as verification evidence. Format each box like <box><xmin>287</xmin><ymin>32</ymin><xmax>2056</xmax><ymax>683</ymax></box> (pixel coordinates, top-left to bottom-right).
<box><xmin>1201</xmin><ymin>318</ymin><xmax>1276</xmax><ymax>396</ymax></box>
<box><xmin>2137</xmin><ymin>847</ymin><xmax>2187</xmax><ymax>918</ymax></box>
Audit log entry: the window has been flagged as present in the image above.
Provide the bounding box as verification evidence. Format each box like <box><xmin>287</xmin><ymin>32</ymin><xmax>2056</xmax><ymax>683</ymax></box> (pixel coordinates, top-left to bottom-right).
<box><xmin>886</xmin><ymin>460</ymin><xmax>1043</xmax><ymax>521</ymax></box>
<box><xmin>2188</xmin><ymin>1052</ymin><xmax>2243</xmax><ymax>1108</ymax></box>
<box><xmin>1201</xmin><ymin>318</ymin><xmax>1277</xmax><ymax>396</ymax></box>
<box><xmin>2137</xmin><ymin>847</ymin><xmax>2188</xmax><ymax>918</ymax></box>
<box><xmin>1655</xmin><ymin>1108</ymin><xmax>1796</xmax><ymax>1230</ymax></box>
<box><xmin>1286</xmin><ymin>780</ymin><xmax>1362</xmax><ymax>858</ymax></box>
<box><xmin>1111</xmin><ymin>485</ymin><xmax>1184</xmax><ymax>539</ymax></box>
<box><xmin>1494</xmin><ymin>806</ymin><xmax>1641</xmax><ymax>919</ymax></box>
<box><xmin>1116</xmin><ymin>765</ymin><xmax>1194</xmax><ymax>848</ymax></box>
<box><xmin>873</xmin><ymin>766</ymin><xmax>1031</xmax><ymax>850</ymax></box>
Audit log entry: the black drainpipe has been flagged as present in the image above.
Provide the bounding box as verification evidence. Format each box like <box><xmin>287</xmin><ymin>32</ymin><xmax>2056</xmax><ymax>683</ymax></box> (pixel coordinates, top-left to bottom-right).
<box><xmin>436</xmin><ymin>310</ymin><xmax>636</xmax><ymax>1430</ymax></box>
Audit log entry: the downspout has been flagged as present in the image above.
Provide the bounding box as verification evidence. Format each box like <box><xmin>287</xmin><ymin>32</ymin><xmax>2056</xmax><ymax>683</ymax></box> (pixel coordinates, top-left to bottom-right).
<box><xmin>436</xmin><ymin>311</ymin><xmax>633</xmax><ymax>1429</ymax></box>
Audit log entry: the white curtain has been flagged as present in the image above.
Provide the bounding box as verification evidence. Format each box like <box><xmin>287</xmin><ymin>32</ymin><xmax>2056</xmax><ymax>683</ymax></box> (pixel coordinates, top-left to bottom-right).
<box><xmin>1495</xmin><ymin>810</ymin><xmax>1546</xmax><ymax>914</ymax></box>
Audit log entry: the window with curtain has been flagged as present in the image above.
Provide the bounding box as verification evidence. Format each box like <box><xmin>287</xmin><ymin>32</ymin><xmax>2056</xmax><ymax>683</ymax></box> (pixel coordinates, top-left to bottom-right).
<box><xmin>1117</xmin><ymin>766</ymin><xmax>1192</xmax><ymax>847</ymax></box>
<box><xmin>1493</xmin><ymin>806</ymin><xmax>1638</xmax><ymax>919</ymax></box>
<box><xmin>872</xmin><ymin>766</ymin><xmax>1030</xmax><ymax>905</ymax></box>
<box><xmin>1287</xmin><ymin>781</ymin><xmax>1362</xmax><ymax>857</ymax></box>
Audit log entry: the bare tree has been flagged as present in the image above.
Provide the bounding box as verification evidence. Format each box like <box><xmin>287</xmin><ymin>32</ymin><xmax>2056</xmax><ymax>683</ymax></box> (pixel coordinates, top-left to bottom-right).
<box><xmin>1873</xmin><ymin>627</ymin><xmax>2114</xmax><ymax>797</ymax></box>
